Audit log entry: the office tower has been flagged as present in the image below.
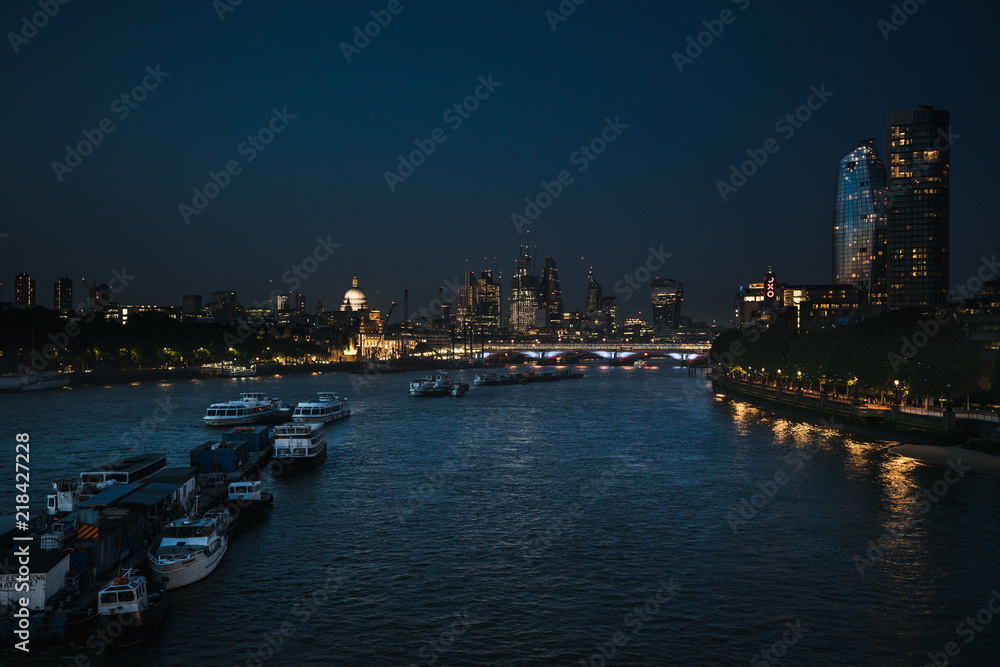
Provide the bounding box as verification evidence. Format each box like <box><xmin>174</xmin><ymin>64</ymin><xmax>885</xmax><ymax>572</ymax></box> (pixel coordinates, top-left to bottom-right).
<box><xmin>478</xmin><ymin>270</ymin><xmax>502</xmax><ymax>329</ymax></box>
<box><xmin>295</xmin><ymin>293</ymin><xmax>305</xmax><ymax>312</ymax></box>
<box><xmin>458</xmin><ymin>271</ymin><xmax>477</xmax><ymax>325</ymax></box>
<box><xmin>887</xmin><ymin>106</ymin><xmax>950</xmax><ymax>309</ymax></box>
<box><xmin>510</xmin><ymin>249</ymin><xmax>541</xmax><ymax>332</ymax></box>
<box><xmin>15</xmin><ymin>273</ymin><xmax>35</xmax><ymax>306</ymax></box>
<box><xmin>276</xmin><ymin>294</ymin><xmax>290</xmax><ymax>311</ymax></box>
<box><xmin>650</xmin><ymin>277</ymin><xmax>684</xmax><ymax>329</ymax></box>
<box><xmin>833</xmin><ymin>139</ymin><xmax>888</xmax><ymax>312</ymax></box>
<box><xmin>540</xmin><ymin>256</ymin><xmax>563</xmax><ymax>326</ymax></box>
<box><xmin>54</xmin><ymin>277</ymin><xmax>73</xmax><ymax>311</ymax></box>
<box><xmin>459</xmin><ymin>270</ymin><xmax>502</xmax><ymax>329</ymax></box>
<box><xmin>600</xmin><ymin>296</ymin><xmax>617</xmax><ymax>335</ymax></box>
<box><xmin>586</xmin><ymin>271</ymin><xmax>602</xmax><ymax>317</ymax></box>
<box><xmin>182</xmin><ymin>294</ymin><xmax>202</xmax><ymax>316</ymax></box>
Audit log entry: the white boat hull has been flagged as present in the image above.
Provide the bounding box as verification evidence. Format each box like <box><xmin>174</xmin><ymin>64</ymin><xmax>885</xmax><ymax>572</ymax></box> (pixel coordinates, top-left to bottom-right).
<box><xmin>291</xmin><ymin>410</ymin><xmax>350</xmax><ymax>423</ymax></box>
<box><xmin>0</xmin><ymin>373</ymin><xmax>70</xmax><ymax>392</ymax></box>
<box><xmin>149</xmin><ymin>540</ymin><xmax>228</xmax><ymax>590</ymax></box>
<box><xmin>203</xmin><ymin>414</ymin><xmax>270</xmax><ymax>426</ymax></box>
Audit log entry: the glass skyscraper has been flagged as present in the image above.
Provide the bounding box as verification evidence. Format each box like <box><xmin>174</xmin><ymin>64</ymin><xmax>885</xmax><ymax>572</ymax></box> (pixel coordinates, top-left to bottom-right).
<box><xmin>585</xmin><ymin>271</ymin><xmax>602</xmax><ymax>317</ymax></box>
<box><xmin>540</xmin><ymin>256</ymin><xmax>563</xmax><ymax>326</ymax></box>
<box><xmin>887</xmin><ymin>106</ymin><xmax>950</xmax><ymax>310</ymax></box>
<box><xmin>510</xmin><ymin>250</ymin><xmax>540</xmax><ymax>333</ymax></box>
<box><xmin>650</xmin><ymin>277</ymin><xmax>683</xmax><ymax>329</ymax></box>
<box><xmin>832</xmin><ymin>139</ymin><xmax>888</xmax><ymax>312</ymax></box>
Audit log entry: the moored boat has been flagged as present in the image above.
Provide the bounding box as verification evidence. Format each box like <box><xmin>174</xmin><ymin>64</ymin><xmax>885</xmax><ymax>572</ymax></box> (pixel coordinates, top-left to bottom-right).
<box><xmin>474</xmin><ymin>372</ymin><xmax>525</xmax><ymax>386</ymax></box>
<box><xmin>93</xmin><ymin>569</ymin><xmax>168</xmax><ymax>648</ymax></box>
<box><xmin>409</xmin><ymin>374</ymin><xmax>468</xmax><ymax>397</ymax></box>
<box><xmin>272</xmin><ymin>422</ymin><xmax>327</xmax><ymax>468</ymax></box>
<box><xmin>292</xmin><ymin>392</ymin><xmax>351</xmax><ymax>423</ymax></box>
<box><xmin>226</xmin><ymin>480</ymin><xmax>274</xmax><ymax>519</ymax></box>
<box><xmin>148</xmin><ymin>508</ymin><xmax>235</xmax><ymax>589</ymax></box>
<box><xmin>0</xmin><ymin>371</ymin><xmax>71</xmax><ymax>393</ymax></box>
<box><xmin>203</xmin><ymin>392</ymin><xmax>283</xmax><ymax>426</ymax></box>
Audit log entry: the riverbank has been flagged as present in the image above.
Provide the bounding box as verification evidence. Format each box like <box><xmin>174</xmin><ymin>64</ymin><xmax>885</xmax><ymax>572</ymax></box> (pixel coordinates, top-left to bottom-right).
<box><xmin>708</xmin><ymin>372</ymin><xmax>1000</xmax><ymax>446</ymax></box>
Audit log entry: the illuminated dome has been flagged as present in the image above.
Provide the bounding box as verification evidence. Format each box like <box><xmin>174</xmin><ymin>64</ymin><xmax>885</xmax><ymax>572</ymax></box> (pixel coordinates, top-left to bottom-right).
<box><xmin>341</xmin><ymin>271</ymin><xmax>368</xmax><ymax>311</ymax></box>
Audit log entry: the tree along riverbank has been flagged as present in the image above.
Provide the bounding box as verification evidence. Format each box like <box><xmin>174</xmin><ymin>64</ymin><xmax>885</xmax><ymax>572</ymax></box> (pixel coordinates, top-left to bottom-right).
<box><xmin>709</xmin><ymin>373</ymin><xmax>1000</xmax><ymax>446</ymax></box>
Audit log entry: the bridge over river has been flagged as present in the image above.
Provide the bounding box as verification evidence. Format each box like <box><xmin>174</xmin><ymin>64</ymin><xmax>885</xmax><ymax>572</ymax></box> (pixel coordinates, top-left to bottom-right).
<box><xmin>462</xmin><ymin>343</ymin><xmax>711</xmax><ymax>364</ymax></box>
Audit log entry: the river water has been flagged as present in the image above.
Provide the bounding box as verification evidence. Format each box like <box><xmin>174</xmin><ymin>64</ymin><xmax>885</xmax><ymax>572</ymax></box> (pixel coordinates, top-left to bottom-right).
<box><xmin>2</xmin><ymin>365</ymin><xmax>999</xmax><ymax>666</ymax></box>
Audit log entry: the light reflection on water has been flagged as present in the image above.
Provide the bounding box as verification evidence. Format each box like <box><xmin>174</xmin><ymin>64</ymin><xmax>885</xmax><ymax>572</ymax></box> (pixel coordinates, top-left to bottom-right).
<box><xmin>1</xmin><ymin>368</ymin><xmax>998</xmax><ymax>665</ymax></box>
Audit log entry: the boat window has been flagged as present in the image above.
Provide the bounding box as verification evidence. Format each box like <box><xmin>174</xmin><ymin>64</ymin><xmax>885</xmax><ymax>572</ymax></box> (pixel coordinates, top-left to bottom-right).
<box><xmin>118</xmin><ymin>591</ymin><xmax>135</xmax><ymax>602</ymax></box>
<box><xmin>163</xmin><ymin>526</ymin><xmax>199</xmax><ymax>538</ymax></box>
<box><xmin>100</xmin><ymin>593</ymin><xmax>118</xmax><ymax>604</ymax></box>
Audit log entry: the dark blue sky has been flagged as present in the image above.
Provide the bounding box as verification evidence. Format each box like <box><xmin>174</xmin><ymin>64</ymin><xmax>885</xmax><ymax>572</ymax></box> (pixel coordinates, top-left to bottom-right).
<box><xmin>3</xmin><ymin>0</ymin><xmax>998</xmax><ymax>323</ymax></box>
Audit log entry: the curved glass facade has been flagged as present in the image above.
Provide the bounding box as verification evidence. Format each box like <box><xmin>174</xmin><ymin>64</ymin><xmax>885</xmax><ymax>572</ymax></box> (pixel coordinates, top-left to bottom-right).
<box><xmin>832</xmin><ymin>139</ymin><xmax>888</xmax><ymax>312</ymax></box>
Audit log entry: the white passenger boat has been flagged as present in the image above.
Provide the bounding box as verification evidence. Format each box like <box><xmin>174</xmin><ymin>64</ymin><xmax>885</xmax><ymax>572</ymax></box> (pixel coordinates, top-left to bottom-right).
<box><xmin>203</xmin><ymin>392</ymin><xmax>283</xmax><ymax>426</ymax></box>
<box><xmin>148</xmin><ymin>508</ymin><xmax>235</xmax><ymax>589</ymax></box>
<box><xmin>94</xmin><ymin>569</ymin><xmax>168</xmax><ymax>646</ymax></box>
<box><xmin>292</xmin><ymin>392</ymin><xmax>351</xmax><ymax>423</ymax></box>
<box><xmin>273</xmin><ymin>422</ymin><xmax>327</xmax><ymax>468</ymax></box>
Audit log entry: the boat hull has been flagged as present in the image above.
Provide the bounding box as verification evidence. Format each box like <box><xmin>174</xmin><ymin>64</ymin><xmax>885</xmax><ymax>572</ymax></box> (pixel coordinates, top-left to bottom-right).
<box><xmin>149</xmin><ymin>540</ymin><xmax>228</xmax><ymax>590</ymax></box>
<box><xmin>291</xmin><ymin>410</ymin><xmax>351</xmax><ymax>423</ymax></box>
<box><xmin>94</xmin><ymin>596</ymin><xmax>169</xmax><ymax>648</ymax></box>
<box><xmin>203</xmin><ymin>412</ymin><xmax>275</xmax><ymax>426</ymax></box>
<box><xmin>273</xmin><ymin>446</ymin><xmax>327</xmax><ymax>469</ymax></box>
<box><xmin>226</xmin><ymin>495</ymin><xmax>274</xmax><ymax>521</ymax></box>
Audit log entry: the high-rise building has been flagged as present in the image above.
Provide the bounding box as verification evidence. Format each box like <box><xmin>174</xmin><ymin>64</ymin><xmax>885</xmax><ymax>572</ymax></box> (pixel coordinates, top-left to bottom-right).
<box><xmin>540</xmin><ymin>256</ymin><xmax>563</xmax><ymax>327</ymax></box>
<box><xmin>510</xmin><ymin>250</ymin><xmax>541</xmax><ymax>333</ymax></box>
<box><xmin>887</xmin><ymin>106</ymin><xmax>951</xmax><ymax>310</ymax></box>
<box><xmin>650</xmin><ymin>277</ymin><xmax>684</xmax><ymax>329</ymax></box>
<box><xmin>295</xmin><ymin>293</ymin><xmax>305</xmax><ymax>312</ymax></box>
<box><xmin>600</xmin><ymin>296</ymin><xmax>617</xmax><ymax>335</ymax></box>
<box><xmin>54</xmin><ymin>277</ymin><xmax>73</xmax><ymax>311</ymax></box>
<box><xmin>182</xmin><ymin>294</ymin><xmax>202</xmax><ymax>316</ymax></box>
<box><xmin>458</xmin><ymin>270</ymin><xmax>477</xmax><ymax>325</ymax></box>
<box><xmin>15</xmin><ymin>273</ymin><xmax>35</xmax><ymax>306</ymax></box>
<box><xmin>585</xmin><ymin>271</ymin><xmax>602</xmax><ymax>317</ymax></box>
<box><xmin>276</xmin><ymin>294</ymin><xmax>290</xmax><ymax>311</ymax></box>
<box><xmin>462</xmin><ymin>269</ymin><xmax>502</xmax><ymax>329</ymax></box>
<box><xmin>833</xmin><ymin>139</ymin><xmax>888</xmax><ymax>312</ymax></box>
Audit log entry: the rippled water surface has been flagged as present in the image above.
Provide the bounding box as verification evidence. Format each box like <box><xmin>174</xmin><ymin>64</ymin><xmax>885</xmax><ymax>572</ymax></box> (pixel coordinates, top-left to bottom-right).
<box><xmin>2</xmin><ymin>366</ymin><xmax>1000</xmax><ymax>665</ymax></box>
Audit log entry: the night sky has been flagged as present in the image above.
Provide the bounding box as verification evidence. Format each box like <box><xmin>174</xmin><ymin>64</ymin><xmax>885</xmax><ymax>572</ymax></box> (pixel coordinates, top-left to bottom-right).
<box><xmin>3</xmin><ymin>0</ymin><xmax>998</xmax><ymax>324</ymax></box>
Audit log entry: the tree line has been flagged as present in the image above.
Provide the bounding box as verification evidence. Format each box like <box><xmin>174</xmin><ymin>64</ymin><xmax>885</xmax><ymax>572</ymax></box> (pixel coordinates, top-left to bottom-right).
<box><xmin>710</xmin><ymin>309</ymin><xmax>987</xmax><ymax>403</ymax></box>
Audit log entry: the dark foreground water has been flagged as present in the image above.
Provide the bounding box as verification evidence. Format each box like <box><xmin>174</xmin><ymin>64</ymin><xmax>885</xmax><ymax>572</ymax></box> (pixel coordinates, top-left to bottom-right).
<box><xmin>2</xmin><ymin>365</ymin><xmax>1000</xmax><ymax>666</ymax></box>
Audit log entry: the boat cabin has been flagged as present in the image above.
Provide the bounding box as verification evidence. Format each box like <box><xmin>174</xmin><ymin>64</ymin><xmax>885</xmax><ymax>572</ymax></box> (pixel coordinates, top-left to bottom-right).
<box><xmin>160</xmin><ymin>519</ymin><xmax>217</xmax><ymax>547</ymax></box>
<box><xmin>79</xmin><ymin>453</ymin><xmax>168</xmax><ymax>501</ymax></box>
<box><xmin>98</xmin><ymin>571</ymin><xmax>150</xmax><ymax>615</ymax></box>
<box><xmin>228</xmin><ymin>480</ymin><xmax>264</xmax><ymax>501</ymax></box>
<box><xmin>47</xmin><ymin>479</ymin><xmax>80</xmax><ymax>515</ymax></box>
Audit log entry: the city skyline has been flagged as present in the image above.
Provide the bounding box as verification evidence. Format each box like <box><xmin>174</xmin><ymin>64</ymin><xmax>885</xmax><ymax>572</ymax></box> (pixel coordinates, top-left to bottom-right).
<box><xmin>2</xmin><ymin>2</ymin><xmax>997</xmax><ymax>325</ymax></box>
